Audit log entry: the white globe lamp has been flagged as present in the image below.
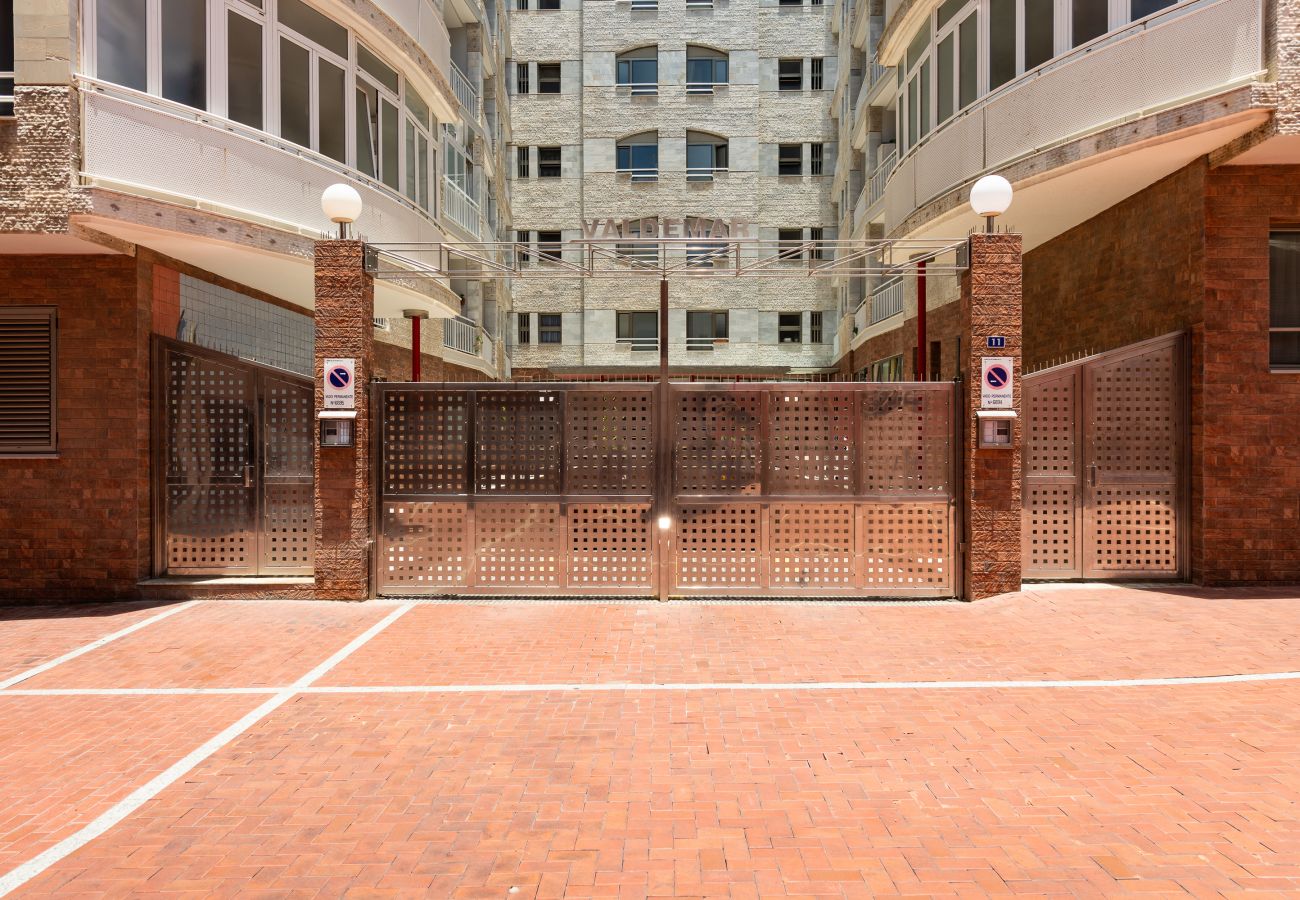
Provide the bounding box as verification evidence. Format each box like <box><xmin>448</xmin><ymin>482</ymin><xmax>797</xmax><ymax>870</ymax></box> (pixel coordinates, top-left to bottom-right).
<box><xmin>969</xmin><ymin>175</ymin><xmax>1013</xmax><ymax>233</ymax></box>
<box><xmin>321</xmin><ymin>184</ymin><xmax>364</xmax><ymax>239</ymax></box>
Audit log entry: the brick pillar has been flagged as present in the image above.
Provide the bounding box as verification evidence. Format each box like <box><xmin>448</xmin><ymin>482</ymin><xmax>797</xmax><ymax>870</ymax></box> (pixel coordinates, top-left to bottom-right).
<box><xmin>961</xmin><ymin>233</ymin><xmax>1023</xmax><ymax>600</ymax></box>
<box><xmin>313</xmin><ymin>241</ymin><xmax>374</xmax><ymax>601</ymax></box>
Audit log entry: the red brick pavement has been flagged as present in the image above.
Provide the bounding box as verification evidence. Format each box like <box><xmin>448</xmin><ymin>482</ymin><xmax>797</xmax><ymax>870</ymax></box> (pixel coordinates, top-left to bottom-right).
<box><xmin>14</xmin><ymin>685</ymin><xmax>1300</xmax><ymax>898</ymax></box>
<box><xmin>0</xmin><ymin>603</ymin><xmax>177</xmax><ymax>683</ymax></box>
<box><xmin>1</xmin><ymin>586</ymin><xmax>1299</xmax><ymax>898</ymax></box>
<box><xmin>0</xmin><ymin>695</ymin><xmax>261</xmax><ymax>876</ymax></box>
<box><xmin>20</xmin><ymin>601</ymin><xmax>389</xmax><ymax>689</ymax></box>
<box><xmin>324</xmin><ymin>584</ymin><xmax>1300</xmax><ymax>686</ymax></box>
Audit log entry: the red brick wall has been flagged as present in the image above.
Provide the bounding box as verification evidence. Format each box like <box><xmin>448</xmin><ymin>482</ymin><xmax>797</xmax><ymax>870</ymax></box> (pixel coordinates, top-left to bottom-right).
<box><xmin>1199</xmin><ymin>164</ymin><xmax>1300</xmax><ymax>583</ymax></box>
<box><xmin>1023</xmin><ymin>163</ymin><xmax>1206</xmax><ymax>371</ymax></box>
<box><xmin>373</xmin><ymin>340</ymin><xmax>493</xmax><ymax>382</ymax></box>
<box><xmin>849</xmin><ymin>300</ymin><xmax>963</xmax><ymax>382</ymax></box>
<box><xmin>0</xmin><ymin>254</ymin><xmax>150</xmax><ymax>601</ymax></box>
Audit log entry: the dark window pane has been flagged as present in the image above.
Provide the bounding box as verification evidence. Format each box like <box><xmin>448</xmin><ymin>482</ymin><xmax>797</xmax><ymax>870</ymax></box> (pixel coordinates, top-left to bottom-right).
<box><xmin>227</xmin><ymin>12</ymin><xmax>263</xmax><ymax>129</ymax></box>
<box><xmin>517</xmin><ymin>146</ymin><xmax>529</xmax><ymax>177</ymax></box>
<box><xmin>936</xmin><ymin>34</ymin><xmax>954</xmax><ymax>124</ymax></box>
<box><xmin>319</xmin><ymin>58</ymin><xmax>348</xmax><ymax>162</ymax></box>
<box><xmin>278</xmin><ymin>0</ymin><xmax>349</xmax><ymax>58</ymax></box>
<box><xmin>279</xmin><ymin>38</ymin><xmax>311</xmax><ymax>148</ymax></box>
<box><xmin>958</xmin><ymin>13</ymin><xmax>978</xmax><ymax>108</ymax></box>
<box><xmin>1072</xmin><ymin>0</ymin><xmax>1108</xmax><ymax>47</ymax></box>
<box><xmin>162</xmin><ymin>0</ymin><xmax>207</xmax><ymax>108</ymax></box>
<box><xmin>97</xmin><ymin>0</ymin><xmax>147</xmax><ymax>91</ymax></box>
<box><xmin>1270</xmin><ymin>332</ymin><xmax>1300</xmax><ymax>367</ymax></box>
<box><xmin>1025</xmin><ymin>0</ymin><xmax>1055</xmax><ymax>70</ymax></box>
<box><xmin>380</xmin><ymin>97</ymin><xmax>399</xmax><ymax>188</ymax></box>
<box><xmin>358</xmin><ymin>44</ymin><xmax>400</xmax><ymax>94</ymax></box>
<box><xmin>538</xmin><ymin>63</ymin><xmax>561</xmax><ymax>93</ymax></box>
<box><xmin>988</xmin><ymin>0</ymin><xmax>1016</xmax><ymax>91</ymax></box>
<box><xmin>1131</xmin><ymin>0</ymin><xmax>1175</xmax><ymax>19</ymax></box>
<box><xmin>356</xmin><ymin>86</ymin><xmax>378</xmax><ymax>176</ymax></box>
<box><xmin>538</xmin><ymin>145</ymin><xmax>561</xmax><ymax>177</ymax></box>
<box><xmin>1270</xmin><ymin>234</ymin><xmax>1300</xmax><ymax>327</ymax></box>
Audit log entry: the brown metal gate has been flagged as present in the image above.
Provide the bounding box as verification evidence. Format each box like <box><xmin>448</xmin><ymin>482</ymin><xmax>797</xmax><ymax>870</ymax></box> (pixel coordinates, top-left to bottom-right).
<box><xmin>375</xmin><ymin>381</ymin><xmax>955</xmax><ymax>598</ymax></box>
<box><xmin>1023</xmin><ymin>333</ymin><xmax>1186</xmax><ymax>580</ymax></box>
<box><xmin>154</xmin><ymin>338</ymin><xmax>314</xmax><ymax>576</ymax></box>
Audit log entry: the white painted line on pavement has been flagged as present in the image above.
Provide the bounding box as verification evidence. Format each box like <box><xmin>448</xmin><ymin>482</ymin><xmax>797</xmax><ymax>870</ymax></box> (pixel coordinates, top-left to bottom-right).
<box><xmin>301</xmin><ymin>670</ymin><xmax>1300</xmax><ymax>693</ymax></box>
<box><xmin>0</xmin><ymin>687</ymin><xmax>280</xmax><ymax>696</ymax></box>
<box><xmin>0</xmin><ymin>601</ymin><xmax>201</xmax><ymax>691</ymax></box>
<box><xmin>0</xmin><ymin>603</ymin><xmax>414</xmax><ymax>898</ymax></box>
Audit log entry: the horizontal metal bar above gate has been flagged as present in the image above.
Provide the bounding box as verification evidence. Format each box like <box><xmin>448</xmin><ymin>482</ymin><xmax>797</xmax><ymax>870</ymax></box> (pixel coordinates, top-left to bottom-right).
<box><xmin>365</xmin><ymin>238</ymin><xmax>970</xmax><ymax>281</ymax></box>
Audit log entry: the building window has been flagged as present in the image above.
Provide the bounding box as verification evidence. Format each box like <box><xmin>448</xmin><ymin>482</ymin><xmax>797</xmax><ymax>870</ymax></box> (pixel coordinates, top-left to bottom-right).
<box><xmin>686</xmin><ymin>131</ymin><xmax>728</xmax><ymax>181</ymax></box>
<box><xmin>810</xmin><ymin>311</ymin><xmax>824</xmax><ymax>343</ymax></box>
<box><xmin>616</xmin><ymin>311</ymin><xmax>659</xmax><ymax>350</ymax></box>
<box><xmin>778</xmin><ymin>313</ymin><xmax>803</xmax><ymax>343</ymax></box>
<box><xmin>517</xmin><ymin>0</ymin><xmax>529</xmax><ymax>8</ymax></box>
<box><xmin>779</xmin><ymin>0</ymin><xmax>802</xmax><ymax>6</ymax></box>
<box><xmin>538</xmin><ymin>230</ymin><xmax>563</xmax><ymax>262</ymax></box>
<box><xmin>97</xmin><ymin>0</ymin><xmax>148</xmax><ymax>92</ymax></box>
<box><xmin>929</xmin><ymin>340</ymin><xmax>942</xmax><ymax>381</ymax></box>
<box><xmin>687</xmin><ymin>241</ymin><xmax>728</xmax><ymax>268</ymax></box>
<box><xmin>515</xmin><ymin>229</ymin><xmax>531</xmax><ymax>264</ymax></box>
<box><xmin>537</xmin><ymin>145</ymin><xmax>562</xmax><ymax>177</ymax></box>
<box><xmin>778</xmin><ymin>228</ymin><xmax>804</xmax><ymax>261</ymax></box>
<box><xmin>404</xmin><ymin>88</ymin><xmax>434</xmax><ymax>212</ymax></box>
<box><xmin>810</xmin><ymin>57</ymin><xmax>824</xmax><ymax>91</ymax></box>
<box><xmin>687</xmin><ymin>311</ymin><xmax>728</xmax><ymax>350</ymax></box>
<box><xmin>537</xmin><ymin>63</ymin><xmax>562</xmax><ymax>94</ymax></box>
<box><xmin>686</xmin><ymin>47</ymin><xmax>728</xmax><ymax>92</ymax></box>
<box><xmin>538</xmin><ymin>0</ymin><xmax>561</xmax><ymax>9</ymax></box>
<box><xmin>516</xmin><ymin>62</ymin><xmax>530</xmax><ymax>93</ymax></box>
<box><xmin>226</xmin><ymin>8</ymin><xmax>263</xmax><ymax>129</ymax></box>
<box><xmin>162</xmin><ymin>0</ymin><xmax>207</xmax><ymax>109</ymax></box>
<box><xmin>1072</xmin><ymin>0</ymin><xmax>1108</xmax><ymax>46</ymax></box>
<box><xmin>871</xmin><ymin>354</ymin><xmax>903</xmax><ymax>382</ymax></box>
<box><xmin>810</xmin><ymin>143</ymin><xmax>824</xmax><ymax>175</ymax></box>
<box><xmin>517</xmin><ymin>313</ymin><xmax>531</xmax><ymax>344</ymax></box>
<box><xmin>809</xmin><ymin>227</ymin><xmax>825</xmax><ymax>260</ymax></box>
<box><xmin>616</xmin><ymin>47</ymin><xmax>658</xmax><ymax>95</ymax></box>
<box><xmin>1270</xmin><ymin>232</ymin><xmax>1300</xmax><ymax>369</ymax></box>
<box><xmin>0</xmin><ymin>307</ymin><xmax>56</xmax><ymax>454</ymax></box>
<box><xmin>517</xmin><ymin>146</ymin><xmax>530</xmax><ymax>177</ymax></box>
<box><xmin>617</xmin><ymin>132</ymin><xmax>659</xmax><ymax>181</ymax></box>
<box><xmin>778</xmin><ymin>58</ymin><xmax>802</xmax><ymax>91</ymax></box>
<box><xmin>539</xmin><ymin>314</ymin><xmax>563</xmax><ymax>344</ymax></box>
<box><xmin>778</xmin><ymin>143</ymin><xmax>802</xmax><ymax>175</ymax></box>
<box><xmin>356</xmin><ymin>44</ymin><xmax>401</xmax><ymax>190</ymax></box>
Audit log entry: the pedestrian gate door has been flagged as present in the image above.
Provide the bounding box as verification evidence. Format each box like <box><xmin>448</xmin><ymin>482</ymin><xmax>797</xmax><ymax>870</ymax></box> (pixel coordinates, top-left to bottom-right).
<box><xmin>1023</xmin><ymin>334</ymin><xmax>1185</xmax><ymax>580</ymax></box>
<box><xmin>376</xmin><ymin>382</ymin><xmax>955</xmax><ymax>598</ymax></box>
<box><xmin>154</xmin><ymin>339</ymin><xmax>315</xmax><ymax>576</ymax></box>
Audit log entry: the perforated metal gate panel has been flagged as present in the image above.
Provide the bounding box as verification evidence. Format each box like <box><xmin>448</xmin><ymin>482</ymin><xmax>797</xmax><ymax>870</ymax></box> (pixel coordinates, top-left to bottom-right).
<box><xmin>376</xmin><ymin>382</ymin><xmax>955</xmax><ymax>598</ymax></box>
<box><xmin>158</xmin><ymin>340</ymin><xmax>314</xmax><ymax>576</ymax></box>
<box><xmin>1023</xmin><ymin>334</ymin><xmax>1184</xmax><ymax>580</ymax></box>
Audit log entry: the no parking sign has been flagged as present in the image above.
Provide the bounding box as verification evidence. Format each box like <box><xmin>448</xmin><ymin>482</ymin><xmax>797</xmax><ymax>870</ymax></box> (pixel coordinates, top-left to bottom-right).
<box><xmin>324</xmin><ymin>358</ymin><xmax>355</xmax><ymax>410</ymax></box>
<box><xmin>980</xmin><ymin>357</ymin><xmax>1013</xmax><ymax>409</ymax></box>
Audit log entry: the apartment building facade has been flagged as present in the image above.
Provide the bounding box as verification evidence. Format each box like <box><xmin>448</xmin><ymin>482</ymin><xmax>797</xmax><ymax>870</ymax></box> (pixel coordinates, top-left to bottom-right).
<box><xmin>505</xmin><ymin>0</ymin><xmax>842</xmax><ymax>376</ymax></box>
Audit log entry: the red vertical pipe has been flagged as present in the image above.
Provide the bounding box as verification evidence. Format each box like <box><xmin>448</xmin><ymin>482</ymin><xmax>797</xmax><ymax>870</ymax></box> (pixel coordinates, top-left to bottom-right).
<box><xmin>410</xmin><ymin>314</ymin><xmax>421</xmax><ymax>382</ymax></box>
<box><xmin>916</xmin><ymin>260</ymin><xmax>927</xmax><ymax>381</ymax></box>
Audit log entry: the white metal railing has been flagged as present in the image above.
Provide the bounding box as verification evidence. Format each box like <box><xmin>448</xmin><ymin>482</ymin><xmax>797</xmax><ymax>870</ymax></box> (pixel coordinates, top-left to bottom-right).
<box><xmin>868</xmin><ymin>54</ymin><xmax>887</xmax><ymax>92</ymax></box>
<box><xmin>450</xmin><ymin>61</ymin><xmax>478</xmax><ymax>117</ymax></box>
<box><xmin>868</xmin><ymin>145</ymin><xmax>897</xmax><ymax>206</ymax></box>
<box><xmin>0</xmin><ymin>71</ymin><xmax>13</xmax><ymax>117</ymax></box>
<box><xmin>442</xmin><ymin>177</ymin><xmax>481</xmax><ymax>235</ymax></box>
<box><xmin>870</xmin><ymin>276</ymin><xmax>905</xmax><ymax>325</ymax></box>
<box><xmin>617</xmin><ymin>337</ymin><xmax>660</xmax><ymax>352</ymax></box>
<box><xmin>687</xmin><ymin>337</ymin><xmax>728</xmax><ymax>351</ymax></box>
<box><xmin>853</xmin><ymin>298</ymin><xmax>868</xmax><ymax>334</ymax></box>
<box><xmin>686</xmin><ymin>166</ymin><xmax>727</xmax><ymax>182</ymax></box>
<box><xmin>616</xmin><ymin>82</ymin><xmax>659</xmax><ymax>96</ymax></box>
<box><xmin>685</xmin><ymin>0</ymin><xmax>713</xmax><ymax>7</ymax></box>
<box><xmin>630</xmin><ymin>0</ymin><xmax>658</xmax><ymax>9</ymax></box>
<box><xmin>617</xmin><ymin>167</ymin><xmax>659</xmax><ymax>182</ymax></box>
<box><xmin>686</xmin><ymin>81</ymin><xmax>725</xmax><ymax>94</ymax></box>
<box><xmin>444</xmin><ymin>315</ymin><xmax>479</xmax><ymax>355</ymax></box>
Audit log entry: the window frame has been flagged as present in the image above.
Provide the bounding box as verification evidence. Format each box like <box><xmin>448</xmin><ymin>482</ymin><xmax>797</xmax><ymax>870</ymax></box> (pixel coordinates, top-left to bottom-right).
<box><xmin>777</xmin><ymin>57</ymin><xmax>803</xmax><ymax>91</ymax></box>
<box><xmin>686</xmin><ymin>310</ymin><xmax>729</xmax><ymax>350</ymax></box>
<box><xmin>517</xmin><ymin>145</ymin><xmax>530</xmax><ymax>177</ymax></box>
<box><xmin>1270</xmin><ymin>230</ymin><xmax>1300</xmax><ymax>370</ymax></box>
<box><xmin>537</xmin><ymin>145</ymin><xmax>562</xmax><ymax>177</ymax></box>
<box><xmin>536</xmin><ymin>62</ymin><xmax>562</xmax><ymax>94</ymax></box>
<box><xmin>517</xmin><ymin>312</ymin><xmax>531</xmax><ymax>344</ymax></box>
<box><xmin>616</xmin><ymin>310</ymin><xmax>659</xmax><ymax>351</ymax></box>
<box><xmin>616</xmin><ymin>132</ymin><xmax>660</xmax><ymax>181</ymax></box>
<box><xmin>777</xmin><ymin>143</ymin><xmax>803</xmax><ymax>176</ymax></box>
<box><xmin>537</xmin><ymin>229</ymin><xmax>563</xmax><ymax>263</ymax></box>
<box><xmin>538</xmin><ymin>313</ymin><xmax>563</xmax><ymax>344</ymax></box>
<box><xmin>777</xmin><ymin>312</ymin><xmax>803</xmax><ymax>344</ymax></box>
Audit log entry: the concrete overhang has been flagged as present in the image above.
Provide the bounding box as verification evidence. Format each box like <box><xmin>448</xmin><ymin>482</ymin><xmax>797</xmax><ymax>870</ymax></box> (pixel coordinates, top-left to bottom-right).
<box><xmin>73</xmin><ymin>190</ymin><xmax>461</xmax><ymax>319</ymax></box>
<box><xmin>893</xmin><ymin>94</ymin><xmax>1272</xmax><ymax>253</ymax></box>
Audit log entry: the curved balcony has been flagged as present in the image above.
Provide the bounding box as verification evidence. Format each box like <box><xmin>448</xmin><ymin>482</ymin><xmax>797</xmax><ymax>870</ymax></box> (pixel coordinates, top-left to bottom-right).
<box><xmin>78</xmin><ymin>80</ymin><xmax>457</xmax><ymax>318</ymax></box>
<box><xmin>880</xmin><ymin>0</ymin><xmax>1266</xmax><ymax>242</ymax></box>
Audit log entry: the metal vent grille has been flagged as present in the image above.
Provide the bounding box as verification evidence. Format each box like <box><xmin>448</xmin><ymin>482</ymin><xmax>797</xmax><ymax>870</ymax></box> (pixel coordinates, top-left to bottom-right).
<box><xmin>674</xmin><ymin>391</ymin><xmax>762</xmax><ymax>494</ymax></box>
<box><xmin>568</xmin><ymin>503</ymin><xmax>654</xmax><ymax>587</ymax></box>
<box><xmin>675</xmin><ymin>504</ymin><xmax>763</xmax><ymax>587</ymax></box>
<box><xmin>768</xmin><ymin>391</ymin><xmax>855</xmax><ymax>493</ymax></box>
<box><xmin>475</xmin><ymin>392</ymin><xmax>562</xmax><ymax>493</ymax></box>
<box><xmin>0</xmin><ymin>307</ymin><xmax>56</xmax><ymax>453</ymax></box>
<box><xmin>564</xmin><ymin>390</ymin><xmax>655</xmax><ymax>493</ymax></box>
<box><xmin>382</xmin><ymin>390</ymin><xmax>470</xmax><ymax>495</ymax></box>
<box><xmin>770</xmin><ymin>503</ymin><xmax>856</xmax><ymax>587</ymax></box>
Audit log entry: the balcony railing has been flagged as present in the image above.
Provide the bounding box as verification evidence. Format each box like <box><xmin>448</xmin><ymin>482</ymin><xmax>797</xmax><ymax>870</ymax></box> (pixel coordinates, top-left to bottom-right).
<box><xmin>617</xmin><ymin>337</ymin><xmax>660</xmax><ymax>352</ymax></box>
<box><xmin>450</xmin><ymin>61</ymin><xmax>479</xmax><ymax>118</ymax></box>
<box><xmin>617</xmin><ymin>167</ymin><xmax>659</xmax><ymax>183</ymax></box>
<box><xmin>868</xmin><ymin>54</ymin><xmax>887</xmax><ymax>93</ymax></box>
<box><xmin>443</xmin><ymin>315</ymin><xmax>479</xmax><ymax>355</ymax></box>
<box><xmin>870</xmin><ymin>276</ymin><xmax>905</xmax><ymax>325</ymax></box>
<box><xmin>442</xmin><ymin>177</ymin><xmax>481</xmax><ymax>235</ymax></box>
<box><xmin>685</xmin><ymin>166</ymin><xmax>727</xmax><ymax>182</ymax></box>
<box><xmin>615</xmin><ymin>82</ymin><xmax>659</xmax><ymax>96</ymax></box>
<box><xmin>0</xmin><ymin>71</ymin><xmax>13</xmax><ymax>117</ymax></box>
<box><xmin>686</xmin><ymin>81</ymin><xmax>726</xmax><ymax>95</ymax></box>
<box><xmin>687</xmin><ymin>337</ymin><xmax>728</xmax><ymax>351</ymax></box>
<box><xmin>868</xmin><ymin>145</ymin><xmax>897</xmax><ymax>207</ymax></box>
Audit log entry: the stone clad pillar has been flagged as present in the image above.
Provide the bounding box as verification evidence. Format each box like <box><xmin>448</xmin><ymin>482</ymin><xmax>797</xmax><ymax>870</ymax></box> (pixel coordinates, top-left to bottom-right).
<box><xmin>961</xmin><ymin>233</ymin><xmax>1024</xmax><ymax>600</ymax></box>
<box><xmin>313</xmin><ymin>240</ymin><xmax>374</xmax><ymax>601</ymax></box>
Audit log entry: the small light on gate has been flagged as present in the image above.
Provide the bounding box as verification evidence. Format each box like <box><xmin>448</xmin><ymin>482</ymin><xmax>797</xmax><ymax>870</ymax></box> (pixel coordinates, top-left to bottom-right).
<box><xmin>657</xmin><ymin>515</ymin><xmax>673</xmax><ymax>531</ymax></box>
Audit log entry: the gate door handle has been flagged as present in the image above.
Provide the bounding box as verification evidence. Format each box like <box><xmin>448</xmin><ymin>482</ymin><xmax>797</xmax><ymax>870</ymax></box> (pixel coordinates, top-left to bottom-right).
<box><xmin>1089</xmin><ymin>464</ymin><xmax>1098</xmax><ymax>487</ymax></box>
<box><xmin>243</xmin><ymin>464</ymin><xmax>254</xmax><ymax>489</ymax></box>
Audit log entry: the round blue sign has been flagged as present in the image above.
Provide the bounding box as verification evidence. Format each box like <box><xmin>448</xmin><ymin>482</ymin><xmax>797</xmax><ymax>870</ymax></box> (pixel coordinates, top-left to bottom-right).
<box><xmin>985</xmin><ymin>365</ymin><xmax>1009</xmax><ymax>389</ymax></box>
<box><xmin>327</xmin><ymin>367</ymin><xmax>352</xmax><ymax>389</ymax></box>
